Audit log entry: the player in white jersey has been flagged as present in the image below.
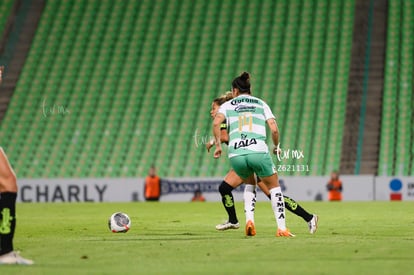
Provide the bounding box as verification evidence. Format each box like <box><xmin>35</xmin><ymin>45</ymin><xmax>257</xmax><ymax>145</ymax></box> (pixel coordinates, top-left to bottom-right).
<box><xmin>207</xmin><ymin>92</ymin><xmax>318</xmax><ymax>234</ymax></box>
<box><xmin>212</xmin><ymin>72</ymin><xmax>294</xmax><ymax>237</ymax></box>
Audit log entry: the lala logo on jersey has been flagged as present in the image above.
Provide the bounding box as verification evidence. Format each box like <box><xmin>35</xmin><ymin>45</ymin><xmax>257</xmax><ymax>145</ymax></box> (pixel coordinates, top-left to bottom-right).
<box><xmin>234</xmin><ymin>134</ymin><xmax>257</xmax><ymax>149</ymax></box>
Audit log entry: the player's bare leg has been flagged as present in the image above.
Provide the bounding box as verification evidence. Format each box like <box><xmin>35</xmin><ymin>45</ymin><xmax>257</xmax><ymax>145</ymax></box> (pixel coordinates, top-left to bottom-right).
<box><xmin>0</xmin><ymin>148</ymin><xmax>33</xmax><ymax>265</ymax></box>
<box><xmin>0</xmin><ymin>66</ymin><xmax>4</xmax><ymax>84</ymax></box>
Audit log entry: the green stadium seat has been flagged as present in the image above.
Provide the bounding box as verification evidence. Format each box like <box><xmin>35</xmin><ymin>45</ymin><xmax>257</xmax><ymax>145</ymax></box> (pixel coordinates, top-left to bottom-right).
<box><xmin>0</xmin><ymin>0</ymin><xmax>356</xmax><ymax>178</ymax></box>
<box><xmin>378</xmin><ymin>0</ymin><xmax>414</xmax><ymax>176</ymax></box>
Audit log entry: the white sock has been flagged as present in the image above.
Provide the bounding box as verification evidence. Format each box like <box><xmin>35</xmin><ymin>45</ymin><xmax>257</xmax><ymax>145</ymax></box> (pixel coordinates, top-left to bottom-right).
<box><xmin>244</xmin><ymin>184</ymin><xmax>256</xmax><ymax>223</ymax></box>
<box><xmin>270</xmin><ymin>187</ymin><xmax>286</xmax><ymax>230</ymax></box>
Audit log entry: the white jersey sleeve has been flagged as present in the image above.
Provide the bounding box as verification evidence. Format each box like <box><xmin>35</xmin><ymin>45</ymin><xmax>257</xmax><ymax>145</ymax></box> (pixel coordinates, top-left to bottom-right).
<box><xmin>262</xmin><ymin>101</ymin><xmax>275</xmax><ymax>121</ymax></box>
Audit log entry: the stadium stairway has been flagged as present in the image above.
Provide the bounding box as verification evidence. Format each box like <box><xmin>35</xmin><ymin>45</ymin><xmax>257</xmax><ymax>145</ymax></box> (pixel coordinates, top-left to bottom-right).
<box><xmin>357</xmin><ymin>0</ymin><xmax>386</xmax><ymax>175</ymax></box>
<box><xmin>0</xmin><ymin>0</ymin><xmax>45</xmax><ymax>122</ymax></box>
<box><xmin>0</xmin><ymin>0</ymin><xmax>19</xmax><ymax>119</ymax></box>
<box><xmin>341</xmin><ymin>0</ymin><xmax>386</xmax><ymax>175</ymax></box>
<box><xmin>0</xmin><ymin>0</ymin><xmax>16</xmax><ymax>47</ymax></box>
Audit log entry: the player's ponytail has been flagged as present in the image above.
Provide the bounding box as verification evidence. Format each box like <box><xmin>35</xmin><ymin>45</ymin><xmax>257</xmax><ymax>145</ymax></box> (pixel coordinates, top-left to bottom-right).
<box><xmin>213</xmin><ymin>91</ymin><xmax>233</xmax><ymax>106</ymax></box>
<box><xmin>232</xmin><ymin>72</ymin><xmax>251</xmax><ymax>93</ymax></box>
<box><xmin>223</xmin><ymin>91</ymin><xmax>233</xmax><ymax>102</ymax></box>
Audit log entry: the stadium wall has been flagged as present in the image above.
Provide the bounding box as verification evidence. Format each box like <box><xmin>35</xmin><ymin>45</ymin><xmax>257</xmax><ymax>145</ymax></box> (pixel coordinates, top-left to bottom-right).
<box><xmin>16</xmin><ymin>176</ymin><xmax>414</xmax><ymax>203</ymax></box>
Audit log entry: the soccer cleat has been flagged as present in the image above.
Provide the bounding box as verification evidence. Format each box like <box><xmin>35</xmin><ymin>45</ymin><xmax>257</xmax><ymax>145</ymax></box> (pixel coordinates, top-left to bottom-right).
<box><xmin>215</xmin><ymin>221</ymin><xmax>240</xmax><ymax>231</ymax></box>
<box><xmin>0</xmin><ymin>251</ymin><xmax>34</xmax><ymax>265</ymax></box>
<box><xmin>245</xmin><ymin>220</ymin><xmax>256</xmax><ymax>236</ymax></box>
<box><xmin>276</xmin><ymin>228</ymin><xmax>295</xmax><ymax>237</ymax></box>
<box><xmin>308</xmin><ymin>215</ymin><xmax>319</xmax><ymax>234</ymax></box>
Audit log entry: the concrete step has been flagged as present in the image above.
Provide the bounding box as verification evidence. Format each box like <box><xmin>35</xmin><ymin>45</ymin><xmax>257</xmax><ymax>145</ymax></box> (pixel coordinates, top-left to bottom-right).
<box><xmin>0</xmin><ymin>0</ymin><xmax>46</xmax><ymax>123</ymax></box>
<box><xmin>341</xmin><ymin>0</ymin><xmax>387</xmax><ymax>175</ymax></box>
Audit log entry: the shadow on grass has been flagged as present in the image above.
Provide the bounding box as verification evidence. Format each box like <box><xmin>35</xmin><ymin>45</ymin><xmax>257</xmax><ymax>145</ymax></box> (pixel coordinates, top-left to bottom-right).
<box><xmin>83</xmin><ymin>232</ymin><xmax>230</xmax><ymax>242</ymax></box>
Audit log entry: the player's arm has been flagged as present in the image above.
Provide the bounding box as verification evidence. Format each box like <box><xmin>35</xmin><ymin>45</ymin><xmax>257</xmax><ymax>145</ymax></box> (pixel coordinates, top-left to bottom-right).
<box><xmin>213</xmin><ymin>113</ymin><xmax>226</xmax><ymax>158</ymax></box>
<box><xmin>266</xmin><ymin>118</ymin><xmax>280</xmax><ymax>154</ymax></box>
<box><xmin>0</xmin><ymin>66</ymin><xmax>3</xmax><ymax>84</ymax></box>
<box><xmin>263</xmin><ymin>102</ymin><xmax>280</xmax><ymax>154</ymax></box>
<box><xmin>206</xmin><ymin>128</ymin><xmax>228</xmax><ymax>152</ymax></box>
<box><xmin>220</xmin><ymin>127</ymin><xmax>229</xmax><ymax>143</ymax></box>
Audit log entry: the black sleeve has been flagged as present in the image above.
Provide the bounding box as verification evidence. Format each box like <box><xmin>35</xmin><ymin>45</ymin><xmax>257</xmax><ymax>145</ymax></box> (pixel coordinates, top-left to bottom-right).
<box><xmin>158</xmin><ymin>179</ymin><xmax>162</xmax><ymax>196</ymax></box>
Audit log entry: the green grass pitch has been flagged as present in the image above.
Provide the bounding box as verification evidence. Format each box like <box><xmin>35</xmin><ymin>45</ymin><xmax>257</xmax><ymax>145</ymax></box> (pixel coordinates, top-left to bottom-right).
<box><xmin>4</xmin><ymin>201</ymin><xmax>413</xmax><ymax>274</ymax></box>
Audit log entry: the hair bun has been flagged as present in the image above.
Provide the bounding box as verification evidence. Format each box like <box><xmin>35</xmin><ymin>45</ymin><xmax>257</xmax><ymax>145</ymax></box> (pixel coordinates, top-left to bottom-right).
<box><xmin>231</xmin><ymin>72</ymin><xmax>251</xmax><ymax>93</ymax></box>
<box><xmin>240</xmin><ymin>72</ymin><xmax>250</xmax><ymax>81</ymax></box>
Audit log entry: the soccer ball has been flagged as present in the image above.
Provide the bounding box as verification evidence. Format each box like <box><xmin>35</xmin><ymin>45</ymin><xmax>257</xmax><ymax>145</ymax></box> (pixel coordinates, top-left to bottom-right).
<box><xmin>108</xmin><ymin>212</ymin><xmax>131</xmax><ymax>233</ymax></box>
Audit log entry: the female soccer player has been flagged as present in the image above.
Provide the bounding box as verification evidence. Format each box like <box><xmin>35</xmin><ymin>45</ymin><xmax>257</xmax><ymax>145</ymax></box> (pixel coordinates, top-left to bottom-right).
<box><xmin>207</xmin><ymin>93</ymin><xmax>318</xmax><ymax>234</ymax></box>
<box><xmin>0</xmin><ymin>147</ymin><xmax>33</xmax><ymax>264</ymax></box>
<box><xmin>212</xmin><ymin>72</ymin><xmax>297</xmax><ymax>237</ymax></box>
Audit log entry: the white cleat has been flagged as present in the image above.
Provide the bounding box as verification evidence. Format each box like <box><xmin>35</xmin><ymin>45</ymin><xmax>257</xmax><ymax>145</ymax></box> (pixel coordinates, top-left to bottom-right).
<box><xmin>0</xmin><ymin>251</ymin><xmax>34</xmax><ymax>265</ymax></box>
<box><xmin>215</xmin><ymin>221</ymin><xmax>240</xmax><ymax>231</ymax></box>
<box><xmin>308</xmin><ymin>215</ymin><xmax>319</xmax><ymax>234</ymax></box>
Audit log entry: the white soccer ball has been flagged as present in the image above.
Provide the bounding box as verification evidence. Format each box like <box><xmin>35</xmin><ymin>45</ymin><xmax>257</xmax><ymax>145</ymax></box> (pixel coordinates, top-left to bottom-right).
<box><xmin>108</xmin><ymin>212</ymin><xmax>131</xmax><ymax>233</ymax></box>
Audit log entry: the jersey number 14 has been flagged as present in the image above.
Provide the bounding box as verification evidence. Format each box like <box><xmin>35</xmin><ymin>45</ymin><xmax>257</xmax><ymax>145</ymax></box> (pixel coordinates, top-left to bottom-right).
<box><xmin>238</xmin><ymin>113</ymin><xmax>253</xmax><ymax>132</ymax></box>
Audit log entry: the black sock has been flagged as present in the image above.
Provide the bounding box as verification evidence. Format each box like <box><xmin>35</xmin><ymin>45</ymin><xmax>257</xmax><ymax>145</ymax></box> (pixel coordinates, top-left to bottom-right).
<box><xmin>0</xmin><ymin>192</ymin><xmax>17</xmax><ymax>256</ymax></box>
<box><xmin>283</xmin><ymin>195</ymin><xmax>313</xmax><ymax>222</ymax></box>
<box><xmin>218</xmin><ymin>181</ymin><xmax>238</xmax><ymax>224</ymax></box>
